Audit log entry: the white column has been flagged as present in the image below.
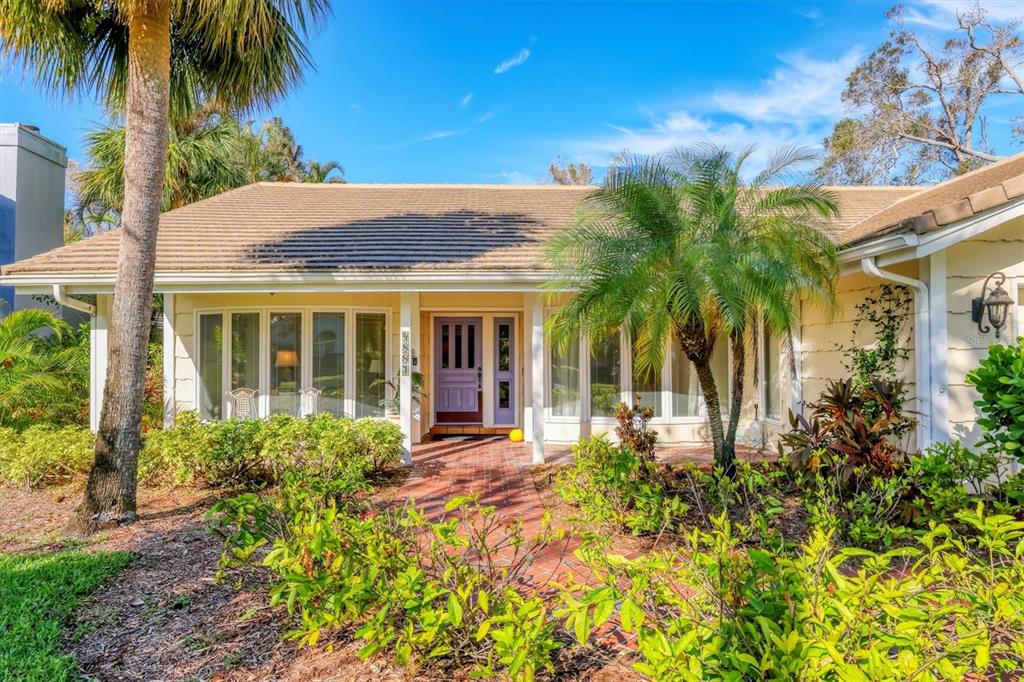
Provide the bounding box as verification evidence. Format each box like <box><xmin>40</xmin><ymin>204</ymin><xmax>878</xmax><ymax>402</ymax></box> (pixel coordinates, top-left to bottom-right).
<box><xmin>89</xmin><ymin>294</ymin><xmax>111</xmax><ymax>431</ymax></box>
<box><xmin>399</xmin><ymin>292</ymin><xmax>418</xmax><ymax>466</ymax></box>
<box><xmin>928</xmin><ymin>253</ymin><xmax>949</xmax><ymax>443</ymax></box>
<box><xmin>529</xmin><ymin>293</ymin><xmax>545</xmax><ymax>464</ymax></box>
<box><xmin>162</xmin><ymin>293</ymin><xmax>176</xmax><ymax>427</ymax></box>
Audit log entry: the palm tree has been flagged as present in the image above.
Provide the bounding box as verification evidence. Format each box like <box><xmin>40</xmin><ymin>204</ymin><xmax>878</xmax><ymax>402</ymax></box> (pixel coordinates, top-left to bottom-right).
<box><xmin>546</xmin><ymin>144</ymin><xmax>839</xmax><ymax>473</ymax></box>
<box><xmin>76</xmin><ymin>108</ymin><xmax>248</xmax><ymax>225</ymax></box>
<box><xmin>0</xmin><ymin>307</ymin><xmax>88</xmax><ymax>426</ymax></box>
<box><xmin>304</xmin><ymin>159</ymin><xmax>345</xmax><ymax>183</ymax></box>
<box><xmin>0</xmin><ymin>0</ymin><xmax>330</xmax><ymax>530</ymax></box>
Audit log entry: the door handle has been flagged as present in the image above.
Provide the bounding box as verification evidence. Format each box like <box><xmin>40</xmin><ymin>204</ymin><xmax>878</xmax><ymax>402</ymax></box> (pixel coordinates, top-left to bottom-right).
<box><xmin>477</xmin><ymin>367</ymin><xmax>482</xmax><ymax>389</ymax></box>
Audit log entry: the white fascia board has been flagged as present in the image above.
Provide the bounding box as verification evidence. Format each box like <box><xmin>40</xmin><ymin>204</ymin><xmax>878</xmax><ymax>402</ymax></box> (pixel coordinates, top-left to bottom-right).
<box><xmin>2</xmin><ymin>269</ymin><xmax>566</xmax><ymax>295</ymax></box>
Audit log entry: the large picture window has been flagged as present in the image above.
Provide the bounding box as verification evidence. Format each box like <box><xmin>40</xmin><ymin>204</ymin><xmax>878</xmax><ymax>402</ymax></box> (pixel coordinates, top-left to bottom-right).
<box><xmin>355</xmin><ymin>312</ymin><xmax>387</xmax><ymax>418</ymax></box>
<box><xmin>195</xmin><ymin>307</ymin><xmax>387</xmax><ymax>420</ymax></box>
<box><xmin>590</xmin><ymin>332</ymin><xmax>621</xmax><ymax>418</ymax></box>
<box><xmin>632</xmin><ymin>341</ymin><xmax>662</xmax><ymax>418</ymax></box>
<box><xmin>198</xmin><ymin>313</ymin><xmax>223</xmax><ymax>420</ymax></box>
<box><xmin>763</xmin><ymin>327</ymin><xmax>781</xmax><ymax>420</ymax></box>
<box><xmin>550</xmin><ymin>337</ymin><xmax>581</xmax><ymax>417</ymax></box>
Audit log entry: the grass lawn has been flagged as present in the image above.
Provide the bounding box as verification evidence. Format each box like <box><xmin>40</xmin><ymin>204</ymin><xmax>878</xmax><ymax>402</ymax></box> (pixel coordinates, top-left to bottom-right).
<box><xmin>0</xmin><ymin>547</ymin><xmax>131</xmax><ymax>682</ymax></box>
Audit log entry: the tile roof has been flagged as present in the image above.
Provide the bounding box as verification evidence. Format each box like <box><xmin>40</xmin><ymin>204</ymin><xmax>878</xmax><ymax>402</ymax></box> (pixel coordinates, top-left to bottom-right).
<box><xmin>0</xmin><ymin>182</ymin><xmax>926</xmax><ymax>278</ymax></box>
<box><xmin>841</xmin><ymin>153</ymin><xmax>1024</xmax><ymax>245</ymax></box>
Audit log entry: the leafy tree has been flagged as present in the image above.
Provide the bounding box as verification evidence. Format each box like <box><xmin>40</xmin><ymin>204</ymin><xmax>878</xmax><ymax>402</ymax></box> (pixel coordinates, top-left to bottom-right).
<box><xmin>818</xmin><ymin>5</ymin><xmax>1023</xmax><ymax>185</ymax></box>
<box><xmin>0</xmin><ymin>0</ymin><xmax>330</xmax><ymax>530</ymax></box>
<box><xmin>548</xmin><ymin>156</ymin><xmax>594</xmax><ymax>185</ymax></box>
<box><xmin>546</xmin><ymin>145</ymin><xmax>838</xmax><ymax>473</ymax></box>
<box><xmin>304</xmin><ymin>159</ymin><xmax>345</xmax><ymax>183</ymax></box>
<box><xmin>0</xmin><ymin>306</ymin><xmax>89</xmax><ymax>427</ymax></box>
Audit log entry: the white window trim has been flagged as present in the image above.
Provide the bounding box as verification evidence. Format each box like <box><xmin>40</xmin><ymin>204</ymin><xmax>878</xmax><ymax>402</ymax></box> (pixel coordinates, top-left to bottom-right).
<box><xmin>193</xmin><ymin>304</ymin><xmax>391</xmax><ymax>420</ymax></box>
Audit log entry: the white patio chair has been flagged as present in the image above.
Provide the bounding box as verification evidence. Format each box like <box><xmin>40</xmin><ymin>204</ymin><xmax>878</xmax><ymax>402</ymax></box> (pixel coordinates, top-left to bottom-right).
<box><xmin>227</xmin><ymin>388</ymin><xmax>259</xmax><ymax>419</ymax></box>
<box><xmin>299</xmin><ymin>387</ymin><xmax>322</xmax><ymax>417</ymax></box>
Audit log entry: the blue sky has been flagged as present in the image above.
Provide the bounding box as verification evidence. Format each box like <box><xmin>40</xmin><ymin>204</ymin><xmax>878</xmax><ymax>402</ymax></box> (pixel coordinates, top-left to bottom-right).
<box><xmin>1</xmin><ymin>0</ymin><xmax>1021</xmax><ymax>184</ymax></box>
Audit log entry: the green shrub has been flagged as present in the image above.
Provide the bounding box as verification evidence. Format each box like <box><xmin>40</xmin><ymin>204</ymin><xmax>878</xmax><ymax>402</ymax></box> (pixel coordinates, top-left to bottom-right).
<box><xmin>967</xmin><ymin>338</ymin><xmax>1024</xmax><ymax>461</ymax></box>
<box><xmin>0</xmin><ymin>425</ymin><xmax>94</xmax><ymax>487</ymax></box>
<box><xmin>559</xmin><ymin>506</ymin><xmax>1024</xmax><ymax>680</ymax></box>
<box><xmin>141</xmin><ymin>412</ymin><xmax>403</xmax><ymax>488</ymax></box>
<box><xmin>554</xmin><ymin>436</ymin><xmax>686</xmax><ymax>535</ymax></box>
<box><xmin>210</xmin><ymin>490</ymin><xmax>560</xmax><ymax>680</ymax></box>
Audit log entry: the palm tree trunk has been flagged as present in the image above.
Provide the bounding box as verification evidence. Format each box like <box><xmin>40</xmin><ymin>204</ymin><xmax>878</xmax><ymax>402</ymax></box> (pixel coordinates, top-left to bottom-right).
<box><xmin>691</xmin><ymin>357</ymin><xmax>725</xmax><ymax>466</ymax></box>
<box><xmin>76</xmin><ymin>0</ymin><xmax>171</xmax><ymax>532</ymax></box>
<box><xmin>721</xmin><ymin>330</ymin><xmax>746</xmax><ymax>476</ymax></box>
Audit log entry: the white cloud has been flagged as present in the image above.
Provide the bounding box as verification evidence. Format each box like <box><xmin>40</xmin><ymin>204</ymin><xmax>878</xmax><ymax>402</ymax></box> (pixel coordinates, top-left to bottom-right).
<box><xmin>476</xmin><ymin>110</ymin><xmax>496</xmax><ymax>123</ymax></box>
<box><xmin>795</xmin><ymin>6</ymin><xmax>823</xmax><ymax>24</ymax></box>
<box><xmin>349</xmin><ymin>103</ymin><xmax>362</xmax><ymax>113</ymax></box>
<box><xmin>494</xmin><ymin>47</ymin><xmax>531</xmax><ymax>74</ymax></box>
<box><xmin>567</xmin><ymin>49</ymin><xmax>864</xmax><ymax>173</ymax></box>
<box><xmin>712</xmin><ymin>48</ymin><xmax>860</xmax><ymax>123</ymax></box>
<box><xmin>902</xmin><ymin>0</ymin><xmax>1023</xmax><ymax>29</ymax></box>
<box><xmin>485</xmin><ymin>170</ymin><xmax>536</xmax><ymax>184</ymax></box>
<box><xmin>459</xmin><ymin>92</ymin><xmax>474</xmax><ymax>108</ymax></box>
<box><xmin>418</xmin><ymin>129</ymin><xmax>468</xmax><ymax>142</ymax></box>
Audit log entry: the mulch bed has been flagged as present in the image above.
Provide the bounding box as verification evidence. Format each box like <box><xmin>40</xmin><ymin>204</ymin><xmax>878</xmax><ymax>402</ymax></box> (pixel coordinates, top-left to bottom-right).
<box><xmin>2</xmin><ymin>474</ymin><xmax>639</xmax><ymax>681</ymax></box>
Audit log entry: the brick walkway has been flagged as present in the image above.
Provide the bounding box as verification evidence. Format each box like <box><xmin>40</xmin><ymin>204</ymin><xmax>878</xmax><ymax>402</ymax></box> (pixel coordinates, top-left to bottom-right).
<box><xmin>400</xmin><ymin>437</ymin><xmax>585</xmax><ymax>589</ymax></box>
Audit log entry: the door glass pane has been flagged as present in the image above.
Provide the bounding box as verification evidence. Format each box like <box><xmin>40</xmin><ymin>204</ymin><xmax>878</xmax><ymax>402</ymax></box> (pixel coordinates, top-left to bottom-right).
<box><xmin>550</xmin><ymin>337</ymin><xmax>580</xmax><ymax>417</ymax></box>
<box><xmin>440</xmin><ymin>323</ymin><xmax>448</xmax><ymax>366</ymax></box>
<box><xmin>356</xmin><ymin>312</ymin><xmax>386</xmax><ymax>417</ymax></box>
<box><xmin>198</xmin><ymin>313</ymin><xmax>223</xmax><ymax>420</ymax></box>
<box><xmin>313</xmin><ymin>312</ymin><xmax>345</xmax><ymax>416</ymax></box>
<box><xmin>499</xmin><ymin>380</ymin><xmax>510</xmax><ymax>409</ymax></box>
<box><xmin>231</xmin><ymin>313</ymin><xmax>259</xmax><ymax>396</ymax></box>
<box><xmin>764</xmin><ymin>327</ymin><xmax>781</xmax><ymax>420</ymax></box>
<box><xmin>467</xmin><ymin>324</ymin><xmax>475</xmax><ymax>369</ymax></box>
<box><xmin>671</xmin><ymin>338</ymin><xmax>700</xmax><ymax>417</ymax></box>
<box><xmin>590</xmin><ymin>332</ymin><xmax>621</xmax><ymax>418</ymax></box>
<box><xmin>454</xmin><ymin>324</ymin><xmax>462</xmax><ymax>369</ymax></box>
<box><xmin>632</xmin><ymin>342</ymin><xmax>662</xmax><ymax>417</ymax></box>
<box><xmin>270</xmin><ymin>312</ymin><xmax>301</xmax><ymax>416</ymax></box>
<box><xmin>498</xmin><ymin>324</ymin><xmax>510</xmax><ymax>371</ymax></box>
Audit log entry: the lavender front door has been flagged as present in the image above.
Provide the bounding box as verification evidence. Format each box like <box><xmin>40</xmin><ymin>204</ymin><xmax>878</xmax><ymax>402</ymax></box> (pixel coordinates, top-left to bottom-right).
<box><xmin>435</xmin><ymin>317</ymin><xmax>482</xmax><ymax>423</ymax></box>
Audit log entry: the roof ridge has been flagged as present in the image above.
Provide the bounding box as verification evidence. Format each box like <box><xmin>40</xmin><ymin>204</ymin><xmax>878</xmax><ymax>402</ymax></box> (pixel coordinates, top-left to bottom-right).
<box><xmin>253</xmin><ymin>182</ymin><xmax>598</xmax><ymax>190</ymax></box>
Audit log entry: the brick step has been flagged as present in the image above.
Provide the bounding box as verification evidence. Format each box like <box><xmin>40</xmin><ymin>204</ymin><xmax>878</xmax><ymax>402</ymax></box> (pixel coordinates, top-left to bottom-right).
<box><xmin>428</xmin><ymin>425</ymin><xmax>514</xmax><ymax>437</ymax></box>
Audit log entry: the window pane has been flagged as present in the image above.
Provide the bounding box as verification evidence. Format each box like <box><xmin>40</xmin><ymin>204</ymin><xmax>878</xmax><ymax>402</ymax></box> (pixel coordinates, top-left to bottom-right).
<box><xmin>671</xmin><ymin>338</ymin><xmax>699</xmax><ymax>417</ymax></box>
<box><xmin>467</xmin><ymin>323</ymin><xmax>475</xmax><ymax>369</ymax></box>
<box><xmin>356</xmin><ymin>312</ymin><xmax>386</xmax><ymax>417</ymax></box>
<box><xmin>270</xmin><ymin>312</ymin><xmax>302</xmax><ymax>416</ymax></box>
<box><xmin>550</xmin><ymin>337</ymin><xmax>580</xmax><ymax>417</ymax></box>
<box><xmin>632</xmin><ymin>342</ymin><xmax>662</xmax><ymax>417</ymax></box>
<box><xmin>498</xmin><ymin>380</ymin><xmax>510</xmax><ymax>409</ymax></box>
<box><xmin>498</xmin><ymin>324</ymin><xmax>510</xmax><ymax>371</ymax></box>
<box><xmin>455</xmin><ymin>324</ymin><xmax>462</xmax><ymax>368</ymax></box>
<box><xmin>313</xmin><ymin>312</ymin><xmax>345</xmax><ymax>417</ymax></box>
<box><xmin>590</xmin><ymin>332</ymin><xmax>621</xmax><ymax>418</ymax></box>
<box><xmin>710</xmin><ymin>336</ymin><xmax>729</xmax><ymax>410</ymax></box>
<box><xmin>231</xmin><ymin>313</ymin><xmax>259</xmax><ymax>395</ymax></box>
<box><xmin>198</xmin><ymin>313</ymin><xmax>223</xmax><ymax>420</ymax></box>
<box><xmin>764</xmin><ymin>327</ymin><xmax>781</xmax><ymax>420</ymax></box>
<box><xmin>441</xmin><ymin>325</ymin><xmax>449</xmax><ymax>369</ymax></box>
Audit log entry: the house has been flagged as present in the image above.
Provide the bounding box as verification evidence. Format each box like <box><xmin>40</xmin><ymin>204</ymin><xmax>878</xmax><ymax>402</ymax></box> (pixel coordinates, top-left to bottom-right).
<box><xmin>1</xmin><ymin>156</ymin><xmax>1022</xmax><ymax>464</ymax></box>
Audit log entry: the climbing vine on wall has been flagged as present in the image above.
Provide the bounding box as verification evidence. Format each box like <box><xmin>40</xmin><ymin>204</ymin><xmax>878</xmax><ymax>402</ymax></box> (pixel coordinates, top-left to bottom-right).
<box><xmin>838</xmin><ymin>284</ymin><xmax>913</xmax><ymax>387</ymax></box>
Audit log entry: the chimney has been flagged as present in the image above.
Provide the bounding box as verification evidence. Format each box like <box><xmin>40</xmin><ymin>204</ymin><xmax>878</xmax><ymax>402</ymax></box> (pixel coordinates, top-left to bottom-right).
<box><xmin>0</xmin><ymin>123</ymin><xmax>68</xmax><ymax>312</ymax></box>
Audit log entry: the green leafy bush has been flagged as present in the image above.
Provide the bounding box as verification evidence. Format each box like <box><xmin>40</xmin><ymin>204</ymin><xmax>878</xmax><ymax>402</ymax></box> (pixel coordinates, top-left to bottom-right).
<box><xmin>0</xmin><ymin>425</ymin><xmax>94</xmax><ymax>487</ymax></box>
<box><xmin>141</xmin><ymin>412</ymin><xmax>403</xmax><ymax>487</ymax></box>
<box><xmin>559</xmin><ymin>506</ymin><xmax>1024</xmax><ymax>680</ymax></box>
<box><xmin>554</xmin><ymin>436</ymin><xmax>686</xmax><ymax>535</ymax></box>
<box><xmin>210</xmin><ymin>489</ymin><xmax>560</xmax><ymax>680</ymax></box>
<box><xmin>967</xmin><ymin>338</ymin><xmax>1024</xmax><ymax>461</ymax></box>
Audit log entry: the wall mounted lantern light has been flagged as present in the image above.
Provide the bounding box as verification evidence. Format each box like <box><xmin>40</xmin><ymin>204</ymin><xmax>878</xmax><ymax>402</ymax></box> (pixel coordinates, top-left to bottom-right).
<box><xmin>971</xmin><ymin>271</ymin><xmax>1013</xmax><ymax>340</ymax></box>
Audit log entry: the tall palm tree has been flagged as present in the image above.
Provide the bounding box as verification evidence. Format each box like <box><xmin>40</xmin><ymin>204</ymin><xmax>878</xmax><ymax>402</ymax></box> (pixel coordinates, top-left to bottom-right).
<box><xmin>546</xmin><ymin>144</ymin><xmax>839</xmax><ymax>473</ymax></box>
<box><xmin>0</xmin><ymin>0</ymin><xmax>330</xmax><ymax>530</ymax></box>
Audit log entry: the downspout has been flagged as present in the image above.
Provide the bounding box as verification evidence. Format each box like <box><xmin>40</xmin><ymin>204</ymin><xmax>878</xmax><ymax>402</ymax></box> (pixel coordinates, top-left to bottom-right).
<box><xmin>860</xmin><ymin>258</ymin><xmax>931</xmax><ymax>450</ymax></box>
<box><xmin>53</xmin><ymin>284</ymin><xmax>97</xmax><ymax>316</ymax></box>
